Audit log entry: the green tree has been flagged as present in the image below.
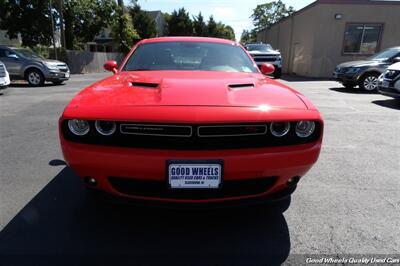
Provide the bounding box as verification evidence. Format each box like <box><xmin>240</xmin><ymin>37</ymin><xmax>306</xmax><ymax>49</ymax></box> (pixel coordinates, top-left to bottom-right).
<box><xmin>0</xmin><ymin>0</ymin><xmax>53</xmax><ymax>47</ymax></box>
<box><xmin>215</xmin><ymin>23</ymin><xmax>235</xmax><ymax>40</ymax></box>
<box><xmin>251</xmin><ymin>0</ymin><xmax>294</xmax><ymax>31</ymax></box>
<box><xmin>240</xmin><ymin>29</ymin><xmax>257</xmax><ymax>44</ymax></box>
<box><xmin>193</xmin><ymin>12</ymin><xmax>207</xmax><ymax>37</ymax></box>
<box><xmin>129</xmin><ymin>3</ymin><xmax>157</xmax><ymax>39</ymax></box>
<box><xmin>166</xmin><ymin>8</ymin><xmax>193</xmax><ymax>36</ymax></box>
<box><xmin>111</xmin><ymin>12</ymin><xmax>139</xmax><ymax>53</ymax></box>
<box><xmin>63</xmin><ymin>0</ymin><xmax>117</xmax><ymax>49</ymax></box>
<box><xmin>206</xmin><ymin>15</ymin><xmax>217</xmax><ymax>37</ymax></box>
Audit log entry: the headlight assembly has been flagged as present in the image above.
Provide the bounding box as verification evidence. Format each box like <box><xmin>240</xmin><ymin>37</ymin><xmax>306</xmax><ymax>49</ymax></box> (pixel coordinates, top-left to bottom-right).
<box><xmin>270</xmin><ymin>122</ymin><xmax>290</xmax><ymax>137</ymax></box>
<box><xmin>295</xmin><ymin>121</ymin><xmax>315</xmax><ymax>138</ymax></box>
<box><xmin>68</xmin><ymin>119</ymin><xmax>90</xmax><ymax>136</ymax></box>
<box><xmin>95</xmin><ymin>120</ymin><xmax>116</xmax><ymax>136</ymax></box>
<box><xmin>345</xmin><ymin>67</ymin><xmax>361</xmax><ymax>74</ymax></box>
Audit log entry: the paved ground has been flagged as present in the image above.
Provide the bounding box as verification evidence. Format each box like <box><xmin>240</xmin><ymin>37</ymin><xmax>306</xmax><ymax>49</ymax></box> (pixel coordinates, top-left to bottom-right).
<box><xmin>0</xmin><ymin>73</ymin><xmax>399</xmax><ymax>265</ymax></box>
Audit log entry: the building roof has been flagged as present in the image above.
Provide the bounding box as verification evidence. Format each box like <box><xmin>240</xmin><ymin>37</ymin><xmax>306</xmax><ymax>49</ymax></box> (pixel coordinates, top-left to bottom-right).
<box><xmin>260</xmin><ymin>0</ymin><xmax>400</xmax><ymax>32</ymax></box>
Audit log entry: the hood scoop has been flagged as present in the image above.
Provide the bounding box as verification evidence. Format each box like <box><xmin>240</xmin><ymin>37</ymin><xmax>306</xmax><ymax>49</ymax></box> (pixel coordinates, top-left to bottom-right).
<box><xmin>131</xmin><ymin>82</ymin><xmax>159</xmax><ymax>89</ymax></box>
<box><xmin>228</xmin><ymin>83</ymin><xmax>255</xmax><ymax>90</ymax></box>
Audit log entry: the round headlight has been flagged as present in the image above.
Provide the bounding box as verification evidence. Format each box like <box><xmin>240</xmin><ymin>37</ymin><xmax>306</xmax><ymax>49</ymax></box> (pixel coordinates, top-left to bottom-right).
<box><xmin>270</xmin><ymin>122</ymin><xmax>290</xmax><ymax>137</ymax></box>
<box><xmin>295</xmin><ymin>121</ymin><xmax>315</xmax><ymax>138</ymax></box>
<box><xmin>68</xmin><ymin>119</ymin><xmax>90</xmax><ymax>136</ymax></box>
<box><xmin>95</xmin><ymin>120</ymin><xmax>116</xmax><ymax>136</ymax></box>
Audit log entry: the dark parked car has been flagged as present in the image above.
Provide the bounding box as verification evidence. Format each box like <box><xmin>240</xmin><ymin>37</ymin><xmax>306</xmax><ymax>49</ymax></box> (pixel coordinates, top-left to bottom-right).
<box><xmin>333</xmin><ymin>47</ymin><xmax>400</xmax><ymax>92</ymax></box>
<box><xmin>245</xmin><ymin>43</ymin><xmax>282</xmax><ymax>79</ymax></box>
<box><xmin>0</xmin><ymin>45</ymin><xmax>70</xmax><ymax>86</ymax></box>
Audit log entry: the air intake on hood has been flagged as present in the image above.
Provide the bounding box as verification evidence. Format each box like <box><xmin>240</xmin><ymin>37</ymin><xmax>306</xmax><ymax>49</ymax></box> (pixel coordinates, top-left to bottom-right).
<box><xmin>131</xmin><ymin>82</ymin><xmax>159</xmax><ymax>88</ymax></box>
<box><xmin>228</xmin><ymin>83</ymin><xmax>255</xmax><ymax>89</ymax></box>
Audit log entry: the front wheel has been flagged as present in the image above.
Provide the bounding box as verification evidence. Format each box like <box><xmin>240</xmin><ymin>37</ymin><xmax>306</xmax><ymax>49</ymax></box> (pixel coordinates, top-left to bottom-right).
<box><xmin>26</xmin><ymin>69</ymin><xmax>44</xmax><ymax>86</ymax></box>
<box><xmin>360</xmin><ymin>73</ymin><xmax>379</xmax><ymax>92</ymax></box>
<box><xmin>273</xmin><ymin>68</ymin><xmax>282</xmax><ymax>79</ymax></box>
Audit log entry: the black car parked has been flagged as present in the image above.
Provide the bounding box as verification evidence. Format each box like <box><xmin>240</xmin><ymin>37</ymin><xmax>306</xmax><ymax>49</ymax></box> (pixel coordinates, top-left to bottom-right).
<box><xmin>333</xmin><ymin>47</ymin><xmax>400</xmax><ymax>92</ymax></box>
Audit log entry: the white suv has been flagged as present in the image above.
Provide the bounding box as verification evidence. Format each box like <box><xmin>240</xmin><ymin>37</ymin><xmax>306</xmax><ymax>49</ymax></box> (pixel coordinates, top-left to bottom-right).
<box><xmin>378</xmin><ymin>62</ymin><xmax>400</xmax><ymax>99</ymax></box>
<box><xmin>0</xmin><ymin>61</ymin><xmax>11</xmax><ymax>90</ymax></box>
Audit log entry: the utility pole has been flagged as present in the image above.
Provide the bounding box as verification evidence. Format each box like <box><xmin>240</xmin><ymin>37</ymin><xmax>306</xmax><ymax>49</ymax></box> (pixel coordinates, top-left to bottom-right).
<box><xmin>57</xmin><ymin>0</ymin><xmax>66</xmax><ymax>49</ymax></box>
<box><xmin>49</xmin><ymin>0</ymin><xmax>58</xmax><ymax>60</ymax></box>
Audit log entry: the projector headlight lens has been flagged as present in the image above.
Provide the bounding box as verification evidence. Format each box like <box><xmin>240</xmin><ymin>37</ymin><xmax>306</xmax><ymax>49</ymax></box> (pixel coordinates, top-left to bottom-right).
<box><xmin>295</xmin><ymin>121</ymin><xmax>315</xmax><ymax>138</ymax></box>
<box><xmin>95</xmin><ymin>120</ymin><xmax>116</xmax><ymax>136</ymax></box>
<box><xmin>270</xmin><ymin>122</ymin><xmax>290</xmax><ymax>137</ymax></box>
<box><xmin>68</xmin><ymin>119</ymin><xmax>90</xmax><ymax>136</ymax></box>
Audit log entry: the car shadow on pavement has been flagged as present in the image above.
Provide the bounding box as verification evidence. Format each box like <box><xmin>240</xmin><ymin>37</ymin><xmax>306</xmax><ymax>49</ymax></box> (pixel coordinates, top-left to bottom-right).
<box><xmin>279</xmin><ymin>75</ymin><xmax>330</xmax><ymax>82</ymax></box>
<box><xmin>0</xmin><ymin>166</ymin><xmax>291</xmax><ymax>266</ymax></box>
<box><xmin>372</xmin><ymin>99</ymin><xmax>400</xmax><ymax>110</ymax></box>
<box><xmin>329</xmin><ymin>87</ymin><xmax>374</xmax><ymax>94</ymax></box>
<box><xmin>9</xmin><ymin>83</ymin><xmax>64</xmax><ymax>88</ymax></box>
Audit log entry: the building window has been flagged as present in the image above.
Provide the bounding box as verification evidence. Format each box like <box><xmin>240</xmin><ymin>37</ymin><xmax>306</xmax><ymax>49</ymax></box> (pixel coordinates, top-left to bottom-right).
<box><xmin>343</xmin><ymin>24</ymin><xmax>383</xmax><ymax>54</ymax></box>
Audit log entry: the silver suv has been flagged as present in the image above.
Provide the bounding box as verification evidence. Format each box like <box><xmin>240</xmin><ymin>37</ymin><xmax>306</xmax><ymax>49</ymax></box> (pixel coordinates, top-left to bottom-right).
<box><xmin>0</xmin><ymin>45</ymin><xmax>70</xmax><ymax>86</ymax></box>
<box><xmin>245</xmin><ymin>43</ymin><xmax>282</xmax><ymax>78</ymax></box>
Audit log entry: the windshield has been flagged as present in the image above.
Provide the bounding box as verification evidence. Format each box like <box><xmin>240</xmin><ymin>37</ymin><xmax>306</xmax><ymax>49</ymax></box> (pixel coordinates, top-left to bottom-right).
<box><xmin>11</xmin><ymin>48</ymin><xmax>43</xmax><ymax>59</ymax></box>
<box><xmin>245</xmin><ymin>44</ymin><xmax>273</xmax><ymax>52</ymax></box>
<box><xmin>369</xmin><ymin>48</ymin><xmax>400</xmax><ymax>61</ymax></box>
<box><xmin>123</xmin><ymin>42</ymin><xmax>258</xmax><ymax>73</ymax></box>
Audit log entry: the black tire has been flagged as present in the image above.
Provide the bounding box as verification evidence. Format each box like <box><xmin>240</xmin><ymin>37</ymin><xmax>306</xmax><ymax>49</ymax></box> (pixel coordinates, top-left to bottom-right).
<box><xmin>26</xmin><ymin>68</ymin><xmax>44</xmax><ymax>86</ymax></box>
<box><xmin>52</xmin><ymin>81</ymin><xmax>64</xmax><ymax>85</ymax></box>
<box><xmin>273</xmin><ymin>68</ymin><xmax>282</xmax><ymax>79</ymax></box>
<box><xmin>359</xmin><ymin>72</ymin><xmax>380</xmax><ymax>92</ymax></box>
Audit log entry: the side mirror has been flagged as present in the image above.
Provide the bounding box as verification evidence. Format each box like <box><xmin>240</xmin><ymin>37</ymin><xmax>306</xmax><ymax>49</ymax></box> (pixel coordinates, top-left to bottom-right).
<box><xmin>260</xmin><ymin>63</ymin><xmax>275</xmax><ymax>75</ymax></box>
<box><xmin>392</xmin><ymin>57</ymin><xmax>400</xmax><ymax>63</ymax></box>
<box><xmin>104</xmin><ymin>60</ymin><xmax>118</xmax><ymax>74</ymax></box>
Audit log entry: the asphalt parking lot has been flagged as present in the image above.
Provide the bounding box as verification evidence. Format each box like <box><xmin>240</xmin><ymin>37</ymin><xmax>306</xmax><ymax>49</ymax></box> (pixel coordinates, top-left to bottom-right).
<box><xmin>0</xmin><ymin>73</ymin><xmax>399</xmax><ymax>265</ymax></box>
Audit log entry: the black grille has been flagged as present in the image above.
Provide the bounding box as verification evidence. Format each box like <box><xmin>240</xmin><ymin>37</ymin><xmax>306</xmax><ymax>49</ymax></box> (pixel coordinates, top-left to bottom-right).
<box><xmin>253</xmin><ymin>57</ymin><xmax>277</xmax><ymax>62</ymax></box>
<box><xmin>198</xmin><ymin>125</ymin><xmax>267</xmax><ymax>137</ymax></box>
<box><xmin>120</xmin><ymin>124</ymin><xmax>192</xmax><ymax>137</ymax></box>
<box><xmin>62</xmin><ymin>121</ymin><xmax>322</xmax><ymax>150</ymax></box>
<box><xmin>108</xmin><ymin>176</ymin><xmax>277</xmax><ymax>200</ymax></box>
<box><xmin>0</xmin><ymin>64</ymin><xmax>6</xmax><ymax>77</ymax></box>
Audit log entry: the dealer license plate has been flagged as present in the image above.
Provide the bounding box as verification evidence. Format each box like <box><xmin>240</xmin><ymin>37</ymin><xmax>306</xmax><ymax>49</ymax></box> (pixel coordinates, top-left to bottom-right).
<box><xmin>168</xmin><ymin>161</ymin><xmax>222</xmax><ymax>189</ymax></box>
<box><xmin>381</xmin><ymin>81</ymin><xmax>389</xmax><ymax>88</ymax></box>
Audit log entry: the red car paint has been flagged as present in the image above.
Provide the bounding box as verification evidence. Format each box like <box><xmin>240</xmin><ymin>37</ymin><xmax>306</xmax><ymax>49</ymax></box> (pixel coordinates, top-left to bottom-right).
<box><xmin>59</xmin><ymin>37</ymin><xmax>323</xmax><ymax>204</ymax></box>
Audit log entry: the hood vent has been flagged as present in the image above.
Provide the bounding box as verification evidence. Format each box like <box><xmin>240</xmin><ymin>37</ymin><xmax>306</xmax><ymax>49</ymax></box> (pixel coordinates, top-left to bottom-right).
<box><xmin>228</xmin><ymin>83</ymin><xmax>255</xmax><ymax>89</ymax></box>
<box><xmin>131</xmin><ymin>82</ymin><xmax>159</xmax><ymax>89</ymax></box>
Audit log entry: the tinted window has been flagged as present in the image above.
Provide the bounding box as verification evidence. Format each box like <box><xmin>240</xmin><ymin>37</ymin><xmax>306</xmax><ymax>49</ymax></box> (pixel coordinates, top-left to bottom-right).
<box><xmin>369</xmin><ymin>49</ymin><xmax>400</xmax><ymax>61</ymax></box>
<box><xmin>123</xmin><ymin>42</ymin><xmax>258</xmax><ymax>73</ymax></box>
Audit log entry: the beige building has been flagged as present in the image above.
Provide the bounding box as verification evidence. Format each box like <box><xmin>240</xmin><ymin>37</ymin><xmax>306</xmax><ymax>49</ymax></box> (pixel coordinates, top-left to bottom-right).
<box><xmin>256</xmin><ymin>0</ymin><xmax>400</xmax><ymax>78</ymax></box>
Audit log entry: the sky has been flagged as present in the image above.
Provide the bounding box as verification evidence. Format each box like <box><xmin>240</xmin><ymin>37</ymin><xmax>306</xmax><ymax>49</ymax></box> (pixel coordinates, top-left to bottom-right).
<box><xmin>129</xmin><ymin>0</ymin><xmax>315</xmax><ymax>41</ymax></box>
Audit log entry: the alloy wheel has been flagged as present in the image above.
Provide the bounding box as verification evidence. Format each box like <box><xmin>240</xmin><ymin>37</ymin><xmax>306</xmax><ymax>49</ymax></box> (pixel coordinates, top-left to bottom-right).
<box><xmin>363</xmin><ymin>76</ymin><xmax>378</xmax><ymax>91</ymax></box>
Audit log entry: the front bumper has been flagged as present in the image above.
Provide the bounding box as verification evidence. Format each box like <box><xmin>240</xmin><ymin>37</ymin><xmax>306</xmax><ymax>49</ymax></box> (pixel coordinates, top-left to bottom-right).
<box><xmin>378</xmin><ymin>87</ymin><xmax>400</xmax><ymax>99</ymax></box>
<box><xmin>0</xmin><ymin>72</ymin><xmax>11</xmax><ymax>88</ymax></box>
<box><xmin>332</xmin><ymin>71</ymin><xmax>360</xmax><ymax>85</ymax></box>
<box><xmin>61</xmin><ymin>137</ymin><xmax>322</xmax><ymax>204</ymax></box>
<box><xmin>44</xmin><ymin>69</ymin><xmax>70</xmax><ymax>82</ymax></box>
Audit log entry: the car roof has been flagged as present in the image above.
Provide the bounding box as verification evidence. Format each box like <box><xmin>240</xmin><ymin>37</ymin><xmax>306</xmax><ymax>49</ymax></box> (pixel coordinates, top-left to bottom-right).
<box><xmin>138</xmin><ymin>37</ymin><xmax>236</xmax><ymax>45</ymax></box>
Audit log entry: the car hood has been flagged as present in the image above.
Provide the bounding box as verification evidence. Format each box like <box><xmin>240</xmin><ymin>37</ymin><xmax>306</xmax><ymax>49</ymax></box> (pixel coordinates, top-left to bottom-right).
<box><xmin>249</xmin><ymin>50</ymin><xmax>280</xmax><ymax>55</ymax></box>
<box><xmin>337</xmin><ymin>60</ymin><xmax>383</xmax><ymax>68</ymax></box>
<box><xmin>388</xmin><ymin>62</ymin><xmax>400</xmax><ymax>71</ymax></box>
<box><xmin>69</xmin><ymin>71</ymin><xmax>307</xmax><ymax>110</ymax></box>
<box><xmin>43</xmin><ymin>59</ymin><xmax>67</xmax><ymax>65</ymax></box>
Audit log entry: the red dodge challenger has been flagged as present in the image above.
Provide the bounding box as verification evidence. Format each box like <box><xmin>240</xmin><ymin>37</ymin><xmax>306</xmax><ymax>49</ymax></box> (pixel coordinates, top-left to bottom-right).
<box><xmin>59</xmin><ymin>37</ymin><xmax>323</xmax><ymax>206</ymax></box>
